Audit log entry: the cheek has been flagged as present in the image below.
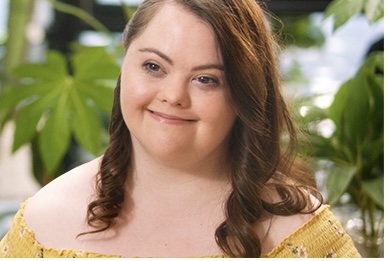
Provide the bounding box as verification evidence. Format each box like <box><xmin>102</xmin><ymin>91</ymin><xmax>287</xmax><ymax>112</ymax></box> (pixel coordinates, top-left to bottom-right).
<box><xmin>199</xmin><ymin>95</ymin><xmax>236</xmax><ymax>131</ymax></box>
<box><xmin>120</xmin><ymin>74</ymin><xmax>151</xmax><ymax>112</ymax></box>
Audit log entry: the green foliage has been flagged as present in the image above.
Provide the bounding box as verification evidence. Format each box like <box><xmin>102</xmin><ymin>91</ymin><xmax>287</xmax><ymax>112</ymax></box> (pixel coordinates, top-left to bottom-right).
<box><xmin>293</xmin><ymin>2</ymin><xmax>384</xmax><ymax>256</ymax></box>
<box><xmin>0</xmin><ymin>0</ymin><xmax>136</xmax><ymax>183</ymax></box>
<box><xmin>47</xmin><ymin>0</ymin><xmax>112</xmax><ymax>36</ymax></box>
<box><xmin>2</xmin><ymin>0</ymin><xmax>33</xmax><ymax>86</ymax></box>
<box><xmin>296</xmin><ymin>51</ymin><xmax>384</xmax><ymax>254</ymax></box>
<box><xmin>303</xmin><ymin>52</ymin><xmax>384</xmax><ymax>207</ymax></box>
<box><xmin>325</xmin><ymin>0</ymin><xmax>384</xmax><ymax>30</ymax></box>
<box><xmin>0</xmin><ymin>47</ymin><xmax>120</xmax><ymax>174</ymax></box>
<box><xmin>325</xmin><ymin>165</ymin><xmax>357</xmax><ymax>204</ymax></box>
<box><xmin>271</xmin><ymin>15</ymin><xmax>325</xmax><ymax>48</ymax></box>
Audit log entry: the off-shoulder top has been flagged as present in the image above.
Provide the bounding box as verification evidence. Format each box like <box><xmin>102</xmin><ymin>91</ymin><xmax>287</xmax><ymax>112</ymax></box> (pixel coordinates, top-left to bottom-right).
<box><xmin>0</xmin><ymin>201</ymin><xmax>361</xmax><ymax>258</ymax></box>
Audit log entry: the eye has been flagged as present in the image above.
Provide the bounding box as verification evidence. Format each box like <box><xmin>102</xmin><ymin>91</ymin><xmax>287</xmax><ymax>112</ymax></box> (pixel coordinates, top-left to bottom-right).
<box><xmin>194</xmin><ymin>76</ymin><xmax>219</xmax><ymax>86</ymax></box>
<box><xmin>143</xmin><ymin>62</ymin><xmax>166</xmax><ymax>78</ymax></box>
<box><xmin>144</xmin><ymin>62</ymin><xmax>161</xmax><ymax>72</ymax></box>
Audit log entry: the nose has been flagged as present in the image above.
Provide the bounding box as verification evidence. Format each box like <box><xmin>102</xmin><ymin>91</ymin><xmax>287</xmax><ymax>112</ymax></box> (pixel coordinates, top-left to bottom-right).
<box><xmin>157</xmin><ymin>75</ymin><xmax>190</xmax><ymax>107</ymax></box>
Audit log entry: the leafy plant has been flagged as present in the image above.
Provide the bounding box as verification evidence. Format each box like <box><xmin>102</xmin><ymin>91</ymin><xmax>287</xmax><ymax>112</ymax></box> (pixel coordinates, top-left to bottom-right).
<box><xmin>295</xmin><ymin>0</ymin><xmax>384</xmax><ymax>257</ymax></box>
<box><xmin>300</xmin><ymin>51</ymin><xmax>384</xmax><ymax>258</ymax></box>
<box><xmin>325</xmin><ymin>0</ymin><xmax>384</xmax><ymax>30</ymax></box>
<box><xmin>0</xmin><ymin>46</ymin><xmax>120</xmax><ymax>175</ymax></box>
<box><xmin>0</xmin><ymin>0</ymin><xmax>138</xmax><ymax>182</ymax></box>
<box><xmin>271</xmin><ymin>15</ymin><xmax>326</xmax><ymax>48</ymax></box>
<box><xmin>304</xmin><ymin>52</ymin><xmax>383</xmax><ymax>205</ymax></box>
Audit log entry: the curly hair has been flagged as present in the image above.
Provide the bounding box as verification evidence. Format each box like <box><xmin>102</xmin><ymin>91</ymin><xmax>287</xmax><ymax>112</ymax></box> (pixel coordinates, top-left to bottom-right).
<box><xmin>80</xmin><ymin>0</ymin><xmax>322</xmax><ymax>257</ymax></box>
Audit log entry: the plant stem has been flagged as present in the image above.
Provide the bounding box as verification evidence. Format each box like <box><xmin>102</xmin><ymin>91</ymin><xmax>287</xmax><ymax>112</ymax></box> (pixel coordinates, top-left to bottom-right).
<box><xmin>3</xmin><ymin>0</ymin><xmax>33</xmax><ymax>89</ymax></box>
<box><xmin>47</xmin><ymin>0</ymin><xmax>112</xmax><ymax>38</ymax></box>
<box><xmin>367</xmin><ymin>199</ymin><xmax>376</xmax><ymax>238</ymax></box>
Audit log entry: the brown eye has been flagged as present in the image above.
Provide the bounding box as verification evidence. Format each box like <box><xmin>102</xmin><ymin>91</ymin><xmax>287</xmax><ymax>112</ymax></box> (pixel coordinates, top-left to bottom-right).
<box><xmin>198</xmin><ymin>76</ymin><xmax>211</xmax><ymax>83</ymax></box>
<box><xmin>145</xmin><ymin>62</ymin><xmax>160</xmax><ymax>72</ymax></box>
<box><xmin>195</xmin><ymin>76</ymin><xmax>219</xmax><ymax>86</ymax></box>
<box><xmin>143</xmin><ymin>62</ymin><xmax>166</xmax><ymax>78</ymax></box>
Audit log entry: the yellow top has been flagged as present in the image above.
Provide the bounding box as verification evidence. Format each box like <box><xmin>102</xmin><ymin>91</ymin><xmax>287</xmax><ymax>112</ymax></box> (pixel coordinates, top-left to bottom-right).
<box><xmin>0</xmin><ymin>201</ymin><xmax>361</xmax><ymax>258</ymax></box>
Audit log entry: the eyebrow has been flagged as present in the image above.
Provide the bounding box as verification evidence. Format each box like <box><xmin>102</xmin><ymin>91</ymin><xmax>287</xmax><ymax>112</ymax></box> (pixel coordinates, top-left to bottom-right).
<box><xmin>139</xmin><ymin>48</ymin><xmax>173</xmax><ymax>65</ymax></box>
<box><xmin>138</xmin><ymin>47</ymin><xmax>225</xmax><ymax>72</ymax></box>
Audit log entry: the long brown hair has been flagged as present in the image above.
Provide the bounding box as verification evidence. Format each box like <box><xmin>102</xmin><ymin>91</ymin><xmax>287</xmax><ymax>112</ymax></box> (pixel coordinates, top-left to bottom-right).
<box><xmin>82</xmin><ymin>0</ymin><xmax>322</xmax><ymax>257</ymax></box>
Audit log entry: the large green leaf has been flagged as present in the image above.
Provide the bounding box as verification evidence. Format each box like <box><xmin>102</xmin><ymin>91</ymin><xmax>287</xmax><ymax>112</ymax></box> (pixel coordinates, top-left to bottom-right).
<box><xmin>364</xmin><ymin>0</ymin><xmax>384</xmax><ymax>22</ymax></box>
<box><xmin>328</xmin><ymin>52</ymin><xmax>382</xmax><ymax>153</ymax></box>
<box><xmin>328</xmin><ymin>137</ymin><xmax>355</xmax><ymax>164</ymax></box>
<box><xmin>325</xmin><ymin>0</ymin><xmax>365</xmax><ymax>30</ymax></box>
<box><xmin>328</xmin><ymin>80</ymin><xmax>351</xmax><ymax>150</ymax></box>
<box><xmin>70</xmin><ymin>86</ymin><xmax>102</xmax><ymax>155</ymax></box>
<box><xmin>76</xmin><ymin>81</ymin><xmax>114</xmax><ymax>114</ymax></box>
<box><xmin>71</xmin><ymin>46</ymin><xmax>117</xmax><ymax>115</ymax></box>
<box><xmin>342</xmin><ymin>70</ymin><xmax>370</xmax><ymax>145</ymax></box>
<box><xmin>326</xmin><ymin>165</ymin><xmax>357</xmax><ymax>205</ymax></box>
<box><xmin>373</xmin><ymin>51</ymin><xmax>384</xmax><ymax>73</ymax></box>
<box><xmin>328</xmin><ymin>80</ymin><xmax>350</xmax><ymax>127</ymax></box>
<box><xmin>13</xmin><ymin>86</ymin><xmax>62</xmax><ymax>152</ymax></box>
<box><xmin>38</xmin><ymin>94</ymin><xmax>71</xmax><ymax>173</ymax></box>
<box><xmin>13</xmin><ymin>102</ymin><xmax>44</xmax><ymax>152</ymax></box>
<box><xmin>367</xmin><ymin>74</ymin><xmax>384</xmax><ymax>139</ymax></box>
<box><xmin>361</xmin><ymin>176</ymin><xmax>384</xmax><ymax>209</ymax></box>
<box><xmin>13</xmin><ymin>51</ymin><xmax>68</xmax><ymax>81</ymax></box>
<box><xmin>72</xmin><ymin>46</ymin><xmax>120</xmax><ymax>81</ymax></box>
<box><xmin>363</xmin><ymin>51</ymin><xmax>384</xmax><ymax>75</ymax></box>
<box><xmin>5</xmin><ymin>47</ymin><xmax>118</xmax><ymax>174</ymax></box>
<box><xmin>304</xmin><ymin>134</ymin><xmax>332</xmax><ymax>156</ymax></box>
<box><xmin>362</xmin><ymin>135</ymin><xmax>384</xmax><ymax>170</ymax></box>
<box><xmin>0</xmin><ymin>84</ymin><xmax>42</xmax><ymax>111</ymax></box>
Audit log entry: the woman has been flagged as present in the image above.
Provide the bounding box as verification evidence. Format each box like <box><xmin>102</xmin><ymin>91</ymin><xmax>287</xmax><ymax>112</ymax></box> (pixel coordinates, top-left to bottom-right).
<box><xmin>0</xmin><ymin>0</ymin><xmax>361</xmax><ymax>258</ymax></box>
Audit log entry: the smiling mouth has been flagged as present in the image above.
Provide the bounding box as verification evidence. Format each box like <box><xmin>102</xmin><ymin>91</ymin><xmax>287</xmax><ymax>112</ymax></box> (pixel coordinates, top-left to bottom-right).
<box><xmin>148</xmin><ymin>110</ymin><xmax>196</xmax><ymax>124</ymax></box>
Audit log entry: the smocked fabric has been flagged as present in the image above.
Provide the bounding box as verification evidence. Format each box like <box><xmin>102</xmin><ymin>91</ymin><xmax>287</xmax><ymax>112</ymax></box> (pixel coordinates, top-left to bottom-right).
<box><xmin>0</xmin><ymin>201</ymin><xmax>361</xmax><ymax>258</ymax></box>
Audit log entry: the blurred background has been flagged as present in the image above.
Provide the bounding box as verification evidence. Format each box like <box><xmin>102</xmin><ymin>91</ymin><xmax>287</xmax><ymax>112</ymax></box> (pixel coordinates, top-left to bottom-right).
<box><xmin>0</xmin><ymin>0</ymin><xmax>384</xmax><ymax>257</ymax></box>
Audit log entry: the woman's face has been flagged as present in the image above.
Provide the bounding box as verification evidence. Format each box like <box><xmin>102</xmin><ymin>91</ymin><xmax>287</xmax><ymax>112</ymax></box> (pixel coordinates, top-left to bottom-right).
<box><xmin>120</xmin><ymin>3</ymin><xmax>236</xmax><ymax>167</ymax></box>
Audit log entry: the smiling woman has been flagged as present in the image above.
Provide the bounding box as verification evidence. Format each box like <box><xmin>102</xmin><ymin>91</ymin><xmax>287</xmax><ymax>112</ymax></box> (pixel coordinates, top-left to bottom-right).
<box><xmin>0</xmin><ymin>0</ymin><xmax>361</xmax><ymax>258</ymax></box>
<box><xmin>120</xmin><ymin>4</ymin><xmax>235</xmax><ymax>167</ymax></box>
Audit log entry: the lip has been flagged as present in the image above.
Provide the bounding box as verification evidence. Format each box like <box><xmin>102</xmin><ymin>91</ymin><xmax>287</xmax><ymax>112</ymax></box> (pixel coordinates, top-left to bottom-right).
<box><xmin>148</xmin><ymin>110</ymin><xmax>196</xmax><ymax>125</ymax></box>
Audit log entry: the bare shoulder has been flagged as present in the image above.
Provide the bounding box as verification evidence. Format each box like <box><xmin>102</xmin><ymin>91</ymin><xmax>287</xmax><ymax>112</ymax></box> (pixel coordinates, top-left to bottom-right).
<box><xmin>26</xmin><ymin>156</ymin><xmax>101</xmax><ymax>208</ymax></box>
<box><xmin>258</xmin><ymin>194</ymin><xmax>324</xmax><ymax>254</ymax></box>
<box><xmin>23</xmin><ymin>157</ymin><xmax>102</xmax><ymax>246</ymax></box>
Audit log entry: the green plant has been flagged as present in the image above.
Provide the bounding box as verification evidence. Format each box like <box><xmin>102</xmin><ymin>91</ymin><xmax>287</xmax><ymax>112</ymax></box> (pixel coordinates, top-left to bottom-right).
<box><xmin>0</xmin><ymin>46</ymin><xmax>120</xmax><ymax>176</ymax></box>
<box><xmin>271</xmin><ymin>14</ymin><xmax>326</xmax><ymax>48</ymax></box>
<box><xmin>300</xmin><ymin>51</ymin><xmax>384</xmax><ymax>259</ymax></box>
<box><xmin>0</xmin><ymin>0</ymin><xmax>137</xmax><ymax>182</ymax></box>
<box><xmin>325</xmin><ymin>0</ymin><xmax>383</xmax><ymax>30</ymax></box>
<box><xmin>295</xmin><ymin>0</ymin><xmax>384</xmax><ymax>257</ymax></box>
<box><xmin>302</xmin><ymin>51</ymin><xmax>384</xmax><ymax>209</ymax></box>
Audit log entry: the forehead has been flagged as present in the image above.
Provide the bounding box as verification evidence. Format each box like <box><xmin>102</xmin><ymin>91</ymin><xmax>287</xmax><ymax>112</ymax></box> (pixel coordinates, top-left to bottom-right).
<box><xmin>128</xmin><ymin>2</ymin><xmax>222</xmax><ymax>63</ymax></box>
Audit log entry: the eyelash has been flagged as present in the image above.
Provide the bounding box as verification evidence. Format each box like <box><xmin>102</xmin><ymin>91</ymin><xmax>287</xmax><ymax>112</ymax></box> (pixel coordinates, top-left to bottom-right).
<box><xmin>143</xmin><ymin>62</ymin><xmax>220</xmax><ymax>87</ymax></box>
<box><xmin>193</xmin><ymin>76</ymin><xmax>219</xmax><ymax>86</ymax></box>
<box><xmin>144</xmin><ymin>62</ymin><xmax>163</xmax><ymax>74</ymax></box>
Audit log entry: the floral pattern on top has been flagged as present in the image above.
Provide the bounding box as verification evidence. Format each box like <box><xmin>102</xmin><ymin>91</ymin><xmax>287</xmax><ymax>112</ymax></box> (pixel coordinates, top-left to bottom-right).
<box><xmin>0</xmin><ymin>201</ymin><xmax>361</xmax><ymax>258</ymax></box>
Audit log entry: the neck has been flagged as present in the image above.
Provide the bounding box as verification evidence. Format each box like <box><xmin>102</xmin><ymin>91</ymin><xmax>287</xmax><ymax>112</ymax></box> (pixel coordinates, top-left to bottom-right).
<box><xmin>124</xmin><ymin>143</ymin><xmax>232</xmax><ymax>210</ymax></box>
<box><xmin>129</xmin><ymin>136</ymin><xmax>231</xmax><ymax>188</ymax></box>
<box><xmin>134</xmin><ymin>154</ymin><xmax>230</xmax><ymax>191</ymax></box>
